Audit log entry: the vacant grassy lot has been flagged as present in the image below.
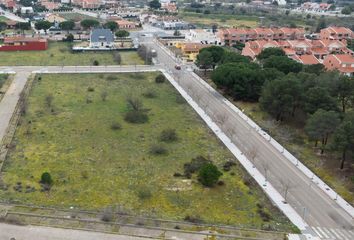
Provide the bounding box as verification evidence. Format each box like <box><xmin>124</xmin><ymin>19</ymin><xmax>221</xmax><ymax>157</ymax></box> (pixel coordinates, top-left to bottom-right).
<box><xmin>0</xmin><ymin>42</ymin><xmax>143</xmax><ymax>66</ymax></box>
<box><xmin>0</xmin><ymin>73</ymin><xmax>294</xmax><ymax>231</ymax></box>
<box><xmin>179</xmin><ymin>12</ymin><xmax>259</xmax><ymax>28</ymax></box>
<box><xmin>58</xmin><ymin>13</ymin><xmax>99</xmax><ymax>22</ymax></box>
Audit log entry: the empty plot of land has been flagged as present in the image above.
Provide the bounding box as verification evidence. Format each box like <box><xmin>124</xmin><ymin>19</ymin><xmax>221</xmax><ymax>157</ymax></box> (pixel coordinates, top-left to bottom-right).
<box><xmin>0</xmin><ymin>42</ymin><xmax>143</xmax><ymax>66</ymax></box>
<box><xmin>0</xmin><ymin>73</ymin><xmax>293</xmax><ymax>231</ymax></box>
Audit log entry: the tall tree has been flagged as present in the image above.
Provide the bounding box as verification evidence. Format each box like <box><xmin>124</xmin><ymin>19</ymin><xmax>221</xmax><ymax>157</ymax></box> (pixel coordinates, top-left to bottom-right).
<box><xmin>211</xmin><ymin>62</ymin><xmax>265</xmax><ymax>101</ymax></box>
<box><xmin>305</xmin><ymin>109</ymin><xmax>340</xmax><ymax>154</ymax></box>
<box><xmin>304</xmin><ymin>87</ymin><xmax>338</xmax><ymax>114</ymax></box>
<box><xmin>149</xmin><ymin>0</ymin><xmax>161</xmax><ymax>9</ymax></box>
<box><xmin>335</xmin><ymin>76</ymin><xmax>354</xmax><ymax>113</ymax></box>
<box><xmin>263</xmin><ymin>56</ymin><xmax>303</xmax><ymax>74</ymax></box>
<box><xmin>34</xmin><ymin>20</ymin><xmax>52</xmax><ymax>34</ymax></box>
<box><xmin>80</xmin><ymin>19</ymin><xmax>100</xmax><ymax>30</ymax></box>
<box><xmin>0</xmin><ymin>22</ymin><xmax>7</xmax><ymax>32</ymax></box>
<box><xmin>331</xmin><ymin>113</ymin><xmax>354</xmax><ymax>169</ymax></box>
<box><xmin>220</xmin><ymin>52</ymin><xmax>250</xmax><ymax>64</ymax></box>
<box><xmin>104</xmin><ymin>21</ymin><xmax>118</xmax><ymax>32</ymax></box>
<box><xmin>199</xmin><ymin>46</ymin><xmax>225</xmax><ymax>68</ymax></box>
<box><xmin>257</xmin><ymin>47</ymin><xmax>285</xmax><ymax>60</ymax></box>
<box><xmin>259</xmin><ymin>75</ymin><xmax>303</xmax><ymax>121</ymax></box>
<box><xmin>59</xmin><ymin>20</ymin><xmax>75</xmax><ymax>33</ymax></box>
<box><xmin>196</xmin><ymin>50</ymin><xmax>213</xmax><ymax>75</ymax></box>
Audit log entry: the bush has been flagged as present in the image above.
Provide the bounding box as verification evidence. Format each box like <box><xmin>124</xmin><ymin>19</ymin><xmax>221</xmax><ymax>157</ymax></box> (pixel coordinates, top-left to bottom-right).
<box><xmin>87</xmin><ymin>87</ymin><xmax>95</xmax><ymax>92</ymax></box>
<box><xmin>124</xmin><ymin>110</ymin><xmax>148</xmax><ymax>124</ymax></box>
<box><xmin>155</xmin><ymin>74</ymin><xmax>166</xmax><ymax>83</ymax></box>
<box><xmin>137</xmin><ymin>188</ymin><xmax>152</xmax><ymax>200</ymax></box>
<box><xmin>101</xmin><ymin>207</ymin><xmax>114</xmax><ymax>222</ymax></box>
<box><xmin>111</xmin><ymin>122</ymin><xmax>122</xmax><ymax>130</ymax></box>
<box><xmin>198</xmin><ymin>163</ymin><xmax>222</xmax><ymax>187</ymax></box>
<box><xmin>106</xmin><ymin>75</ymin><xmax>117</xmax><ymax>81</ymax></box>
<box><xmin>223</xmin><ymin>161</ymin><xmax>236</xmax><ymax>171</ymax></box>
<box><xmin>93</xmin><ymin>60</ymin><xmax>99</xmax><ymax>66</ymax></box>
<box><xmin>142</xmin><ymin>89</ymin><xmax>157</xmax><ymax>98</ymax></box>
<box><xmin>184</xmin><ymin>155</ymin><xmax>211</xmax><ymax>178</ymax></box>
<box><xmin>150</xmin><ymin>144</ymin><xmax>168</xmax><ymax>155</ymax></box>
<box><xmin>40</xmin><ymin>172</ymin><xmax>53</xmax><ymax>185</ymax></box>
<box><xmin>160</xmin><ymin>129</ymin><xmax>177</xmax><ymax>142</ymax></box>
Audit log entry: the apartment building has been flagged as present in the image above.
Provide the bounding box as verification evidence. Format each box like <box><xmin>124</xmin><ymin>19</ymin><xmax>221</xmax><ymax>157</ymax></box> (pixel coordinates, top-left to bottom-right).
<box><xmin>218</xmin><ymin>27</ymin><xmax>305</xmax><ymax>46</ymax></box>
<box><xmin>320</xmin><ymin>27</ymin><xmax>354</xmax><ymax>42</ymax></box>
<box><xmin>323</xmin><ymin>54</ymin><xmax>354</xmax><ymax>76</ymax></box>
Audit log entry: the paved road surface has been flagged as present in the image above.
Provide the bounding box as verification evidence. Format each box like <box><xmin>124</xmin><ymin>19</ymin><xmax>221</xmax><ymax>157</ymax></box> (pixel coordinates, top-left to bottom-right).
<box><xmin>0</xmin><ymin>223</ymin><xmax>153</xmax><ymax>240</ymax></box>
<box><xmin>141</xmin><ymin>38</ymin><xmax>354</xmax><ymax>232</ymax></box>
<box><xmin>0</xmin><ymin>71</ymin><xmax>31</xmax><ymax>143</ymax></box>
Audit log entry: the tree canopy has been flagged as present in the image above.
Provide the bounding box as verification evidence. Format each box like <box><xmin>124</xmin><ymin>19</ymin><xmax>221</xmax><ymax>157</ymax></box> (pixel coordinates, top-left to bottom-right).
<box><xmin>263</xmin><ymin>56</ymin><xmax>303</xmax><ymax>74</ymax></box>
<box><xmin>104</xmin><ymin>21</ymin><xmax>118</xmax><ymax>31</ymax></box>
<box><xmin>211</xmin><ymin>62</ymin><xmax>266</xmax><ymax>102</ymax></box>
<box><xmin>149</xmin><ymin>0</ymin><xmax>161</xmax><ymax>9</ymax></box>
<box><xmin>257</xmin><ymin>47</ymin><xmax>285</xmax><ymax>60</ymax></box>
<box><xmin>59</xmin><ymin>20</ymin><xmax>75</xmax><ymax>31</ymax></box>
<box><xmin>305</xmin><ymin>109</ymin><xmax>340</xmax><ymax>153</ymax></box>
<box><xmin>259</xmin><ymin>75</ymin><xmax>303</xmax><ymax>121</ymax></box>
<box><xmin>35</xmin><ymin>21</ymin><xmax>52</xmax><ymax>31</ymax></box>
<box><xmin>198</xmin><ymin>163</ymin><xmax>222</xmax><ymax>187</ymax></box>
<box><xmin>80</xmin><ymin>19</ymin><xmax>100</xmax><ymax>30</ymax></box>
<box><xmin>199</xmin><ymin>46</ymin><xmax>225</xmax><ymax>68</ymax></box>
<box><xmin>115</xmin><ymin>30</ymin><xmax>130</xmax><ymax>38</ymax></box>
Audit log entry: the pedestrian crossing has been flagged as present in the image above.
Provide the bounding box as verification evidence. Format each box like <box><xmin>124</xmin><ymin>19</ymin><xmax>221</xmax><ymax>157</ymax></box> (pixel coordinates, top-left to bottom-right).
<box><xmin>311</xmin><ymin>227</ymin><xmax>354</xmax><ymax>240</ymax></box>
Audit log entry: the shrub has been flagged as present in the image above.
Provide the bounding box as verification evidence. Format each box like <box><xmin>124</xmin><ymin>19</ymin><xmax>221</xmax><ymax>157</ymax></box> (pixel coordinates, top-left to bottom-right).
<box><xmin>93</xmin><ymin>60</ymin><xmax>99</xmax><ymax>66</ymax></box>
<box><xmin>137</xmin><ymin>188</ymin><xmax>152</xmax><ymax>200</ymax></box>
<box><xmin>124</xmin><ymin>110</ymin><xmax>148</xmax><ymax>124</ymax></box>
<box><xmin>184</xmin><ymin>215</ymin><xmax>203</xmax><ymax>223</ymax></box>
<box><xmin>106</xmin><ymin>75</ymin><xmax>117</xmax><ymax>81</ymax></box>
<box><xmin>150</xmin><ymin>144</ymin><xmax>168</xmax><ymax>155</ymax></box>
<box><xmin>101</xmin><ymin>91</ymin><xmax>108</xmax><ymax>101</ymax></box>
<box><xmin>101</xmin><ymin>207</ymin><xmax>114</xmax><ymax>222</ymax></box>
<box><xmin>155</xmin><ymin>74</ymin><xmax>166</xmax><ymax>83</ymax></box>
<box><xmin>184</xmin><ymin>155</ymin><xmax>210</xmax><ymax>177</ymax></box>
<box><xmin>142</xmin><ymin>89</ymin><xmax>157</xmax><ymax>98</ymax></box>
<box><xmin>87</xmin><ymin>87</ymin><xmax>95</xmax><ymax>92</ymax></box>
<box><xmin>40</xmin><ymin>172</ymin><xmax>53</xmax><ymax>185</ymax></box>
<box><xmin>223</xmin><ymin>161</ymin><xmax>236</xmax><ymax>171</ymax></box>
<box><xmin>111</xmin><ymin>122</ymin><xmax>122</xmax><ymax>130</ymax></box>
<box><xmin>198</xmin><ymin>163</ymin><xmax>222</xmax><ymax>187</ymax></box>
<box><xmin>160</xmin><ymin>129</ymin><xmax>177</xmax><ymax>142</ymax></box>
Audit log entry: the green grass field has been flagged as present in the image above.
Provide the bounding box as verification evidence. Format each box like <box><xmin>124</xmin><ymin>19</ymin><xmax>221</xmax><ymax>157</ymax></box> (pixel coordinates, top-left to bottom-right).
<box><xmin>0</xmin><ymin>73</ymin><xmax>294</xmax><ymax>231</ymax></box>
<box><xmin>0</xmin><ymin>42</ymin><xmax>143</xmax><ymax>66</ymax></box>
<box><xmin>179</xmin><ymin>12</ymin><xmax>259</xmax><ymax>28</ymax></box>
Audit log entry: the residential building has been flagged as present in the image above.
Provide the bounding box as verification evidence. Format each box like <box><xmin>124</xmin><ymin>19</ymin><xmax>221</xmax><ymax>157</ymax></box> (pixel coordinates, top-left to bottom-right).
<box><xmin>161</xmin><ymin>2</ymin><xmax>177</xmax><ymax>13</ymax></box>
<box><xmin>299</xmin><ymin>2</ymin><xmax>333</xmax><ymax>12</ymax></box>
<box><xmin>177</xmin><ymin>43</ymin><xmax>210</xmax><ymax>62</ymax></box>
<box><xmin>241</xmin><ymin>39</ymin><xmax>353</xmax><ymax>60</ymax></box>
<box><xmin>320</xmin><ymin>27</ymin><xmax>354</xmax><ymax>42</ymax></box>
<box><xmin>20</xmin><ymin>7</ymin><xmax>33</xmax><ymax>14</ymax></box>
<box><xmin>40</xmin><ymin>1</ymin><xmax>61</xmax><ymax>10</ymax></box>
<box><xmin>218</xmin><ymin>27</ymin><xmax>305</xmax><ymax>46</ymax></box>
<box><xmin>0</xmin><ymin>37</ymin><xmax>48</xmax><ymax>51</ymax></box>
<box><xmin>89</xmin><ymin>29</ymin><xmax>114</xmax><ymax>48</ymax></box>
<box><xmin>185</xmin><ymin>29</ymin><xmax>223</xmax><ymax>46</ymax></box>
<box><xmin>72</xmin><ymin>0</ymin><xmax>102</xmax><ymax>9</ymax></box>
<box><xmin>290</xmin><ymin>54</ymin><xmax>321</xmax><ymax>65</ymax></box>
<box><xmin>323</xmin><ymin>54</ymin><xmax>354</xmax><ymax>76</ymax></box>
<box><xmin>116</xmin><ymin>19</ymin><xmax>136</xmax><ymax>29</ymax></box>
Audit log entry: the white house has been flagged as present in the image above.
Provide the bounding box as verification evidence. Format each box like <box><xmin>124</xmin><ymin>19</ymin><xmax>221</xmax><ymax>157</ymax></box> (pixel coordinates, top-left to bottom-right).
<box><xmin>89</xmin><ymin>29</ymin><xmax>115</xmax><ymax>49</ymax></box>
<box><xmin>185</xmin><ymin>29</ymin><xmax>223</xmax><ymax>46</ymax></box>
<box><xmin>20</xmin><ymin>7</ymin><xmax>33</xmax><ymax>14</ymax></box>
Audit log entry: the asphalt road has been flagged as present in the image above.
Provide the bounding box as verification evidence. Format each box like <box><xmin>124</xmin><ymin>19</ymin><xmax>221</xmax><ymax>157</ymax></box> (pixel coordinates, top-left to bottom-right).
<box><xmin>141</xmin><ymin>38</ymin><xmax>354</xmax><ymax>232</ymax></box>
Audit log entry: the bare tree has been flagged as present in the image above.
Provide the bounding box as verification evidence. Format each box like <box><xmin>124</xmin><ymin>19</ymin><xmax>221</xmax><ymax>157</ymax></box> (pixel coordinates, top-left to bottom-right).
<box><xmin>101</xmin><ymin>91</ymin><xmax>108</xmax><ymax>101</ymax></box>
<box><xmin>280</xmin><ymin>179</ymin><xmax>293</xmax><ymax>202</ymax></box>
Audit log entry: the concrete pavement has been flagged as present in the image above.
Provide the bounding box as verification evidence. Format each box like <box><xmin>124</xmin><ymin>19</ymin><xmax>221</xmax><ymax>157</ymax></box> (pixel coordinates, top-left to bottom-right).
<box><xmin>0</xmin><ymin>223</ymin><xmax>155</xmax><ymax>240</ymax></box>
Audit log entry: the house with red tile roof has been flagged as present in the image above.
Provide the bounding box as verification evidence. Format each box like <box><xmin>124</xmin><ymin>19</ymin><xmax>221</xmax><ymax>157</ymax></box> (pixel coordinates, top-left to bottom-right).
<box><xmin>241</xmin><ymin>40</ymin><xmax>280</xmax><ymax>59</ymax></box>
<box><xmin>0</xmin><ymin>37</ymin><xmax>48</xmax><ymax>51</ymax></box>
<box><xmin>290</xmin><ymin>54</ymin><xmax>321</xmax><ymax>65</ymax></box>
<box><xmin>320</xmin><ymin>27</ymin><xmax>353</xmax><ymax>42</ymax></box>
<box><xmin>116</xmin><ymin>19</ymin><xmax>136</xmax><ymax>29</ymax></box>
<box><xmin>323</xmin><ymin>54</ymin><xmax>354</xmax><ymax>76</ymax></box>
<box><xmin>217</xmin><ymin>27</ymin><xmax>305</xmax><ymax>46</ymax></box>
